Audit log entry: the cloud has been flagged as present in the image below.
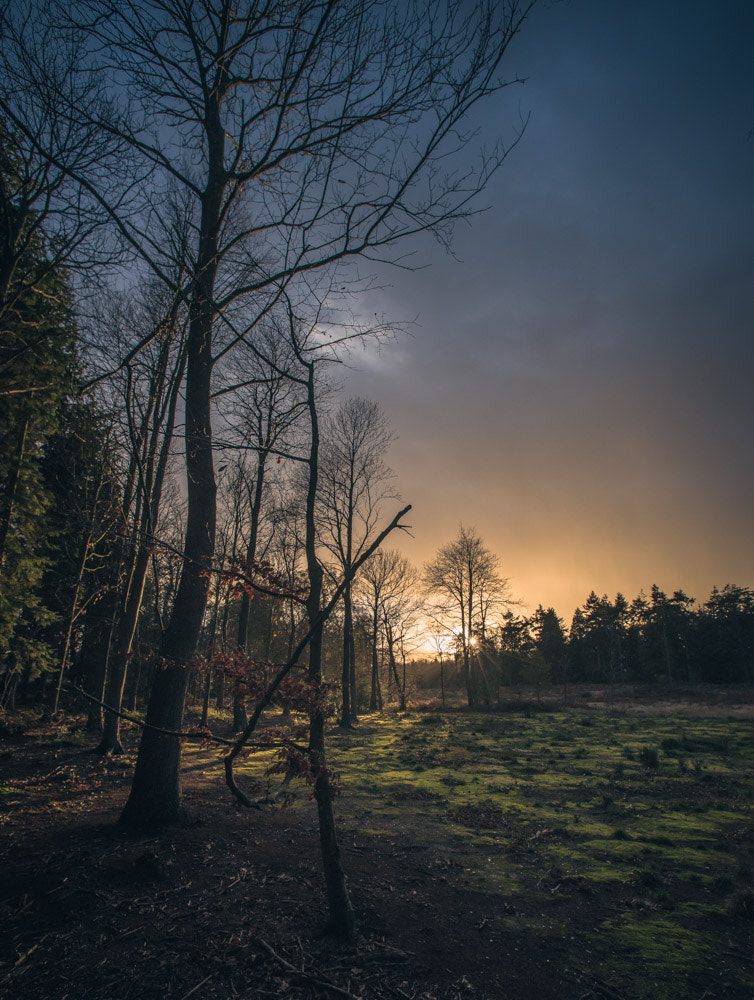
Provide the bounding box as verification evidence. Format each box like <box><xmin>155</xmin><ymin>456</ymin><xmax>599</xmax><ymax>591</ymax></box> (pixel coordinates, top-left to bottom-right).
<box><xmin>340</xmin><ymin>0</ymin><xmax>754</xmax><ymax>619</ymax></box>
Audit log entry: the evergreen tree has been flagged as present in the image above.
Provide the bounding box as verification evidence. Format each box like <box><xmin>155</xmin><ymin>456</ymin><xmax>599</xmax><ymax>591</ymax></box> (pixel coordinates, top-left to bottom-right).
<box><xmin>0</xmin><ymin>230</ymin><xmax>77</xmax><ymax>706</ymax></box>
<box><xmin>697</xmin><ymin>585</ymin><xmax>754</xmax><ymax>683</ymax></box>
<box><xmin>529</xmin><ymin>605</ymin><xmax>568</xmax><ymax>693</ymax></box>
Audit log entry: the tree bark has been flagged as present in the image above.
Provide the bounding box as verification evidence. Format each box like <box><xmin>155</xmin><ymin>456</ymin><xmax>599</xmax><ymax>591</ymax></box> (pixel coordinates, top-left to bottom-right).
<box><xmin>120</xmin><ymin>142</ymin><xmax>222</xmax><ymax>826</ymax></box>
<box><xmin>348</xmin><ymin>621</ymin><xmax>357</xmax><ymax>723</ymax></box>
<box><xmin>303</xmin><ymin>358</ymin><xmax>355</xmax><ymax>941</ymax></box>
<box><xmin>80</xmin><ymin>588</ymin><xmax>118</xmax><ymax>733</ymax></box>
<box><xmin>98</xmin><ymin>544</ymin><xmax>150</xmax><ymax>753</ymax></box>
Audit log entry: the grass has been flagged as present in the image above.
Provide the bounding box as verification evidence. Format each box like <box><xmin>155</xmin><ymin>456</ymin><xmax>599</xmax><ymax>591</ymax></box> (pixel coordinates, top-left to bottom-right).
<box><xmin>231</xmin><ymin>706</ymin><xmax>754</xmax><ymax>1000</ymax></box>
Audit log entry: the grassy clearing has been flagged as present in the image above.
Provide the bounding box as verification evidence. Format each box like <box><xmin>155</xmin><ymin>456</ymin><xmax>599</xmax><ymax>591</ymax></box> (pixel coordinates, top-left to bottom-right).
<box><xmin>236</xmin><ymin>707</ymin><xmax>754</xmax><ymax>1000</ymax></box>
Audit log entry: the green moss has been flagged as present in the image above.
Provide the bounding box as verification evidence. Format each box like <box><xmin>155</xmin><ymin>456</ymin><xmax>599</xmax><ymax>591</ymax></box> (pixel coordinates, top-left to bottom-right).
<box><xmin>604</xmin><ymin>912</ymin><xmax>708</xmax><ymax>965</ymax></box>
<box><xmin>323</xmin><ymin>707</ymin><xmax>753</xmax><ymax>991</ymax></box>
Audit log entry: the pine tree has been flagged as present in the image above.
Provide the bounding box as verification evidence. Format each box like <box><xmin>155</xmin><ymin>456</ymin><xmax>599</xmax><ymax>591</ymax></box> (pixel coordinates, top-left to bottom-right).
<box><xmin>0</xmin><ymin>255</ymin><xmax>77</xmax><ymax>706</ymax></box>
<box><xmin>0</xmin><ymin>127</ymin><xmax>79</xmax><ymax>707</ymax></box>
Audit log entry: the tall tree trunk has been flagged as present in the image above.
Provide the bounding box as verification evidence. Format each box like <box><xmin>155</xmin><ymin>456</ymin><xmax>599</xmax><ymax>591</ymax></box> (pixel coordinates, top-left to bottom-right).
<box><xmin>348</xmin><ymin>623</ymin><xmax>357</xmax><ymax>723</ymax></box>
<box><xmin>369</xmin><ymin>606</ymin><xmax>381</xmax><ymax>711</ymax></box>
<box><xmin>214</xmin><ymin>590</ymin><xmax>232</xmax><ymax>712</ymax></box>
<box><xmin>98</xmin><ymin>544</ymin><xmax>149</xmax><ymax>753</ymax></box>
<box><xmin>386</xmin><ymin>623</ymin><xmax>405</xmax><ymax>711</ymax></box>
<box><xmin>80</xmin><ymin>587</ymin><xmax>118</xmax><ymax>733</ymax></box>
<box><xmin>234</xmin><ymin>451</ymin><xmax>267</xmax><ymax>731</ymax></box>
<box><xmin>232</xmin><ymin>692</ymin><xmax>249</xmax><ymax>731</ymax></box>
<box><xmin>53</xmin><ymin>504</ymin><xmax>100</xmax><ymax>716</ymax></box>
<box><xmin>303</xmin><ymin>359</ymin><xmax>355</xmax><ymax>941</ymax></box>
<box><xmin>475</xmin><ymin>653</ymin><xmax>492</xmax><ymax>708</ymax></box>
<box><xmin>339</xmin><ymin>581</ymin><xmax>352</xmax><ymax>727</ymax></box>
<box><xmin>462</xmin><ymin>645</ymin><xmax>474</xmax><ymax>709</ymax></box>
<box><xmin>120</xmin><ymin>157</ymin><xmax>221</xmax><ymax>827</ymax></box>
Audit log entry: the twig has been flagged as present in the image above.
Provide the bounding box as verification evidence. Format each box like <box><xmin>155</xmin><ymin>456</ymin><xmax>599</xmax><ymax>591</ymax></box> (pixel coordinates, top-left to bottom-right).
<box><xmin>254</xmin><ymin>937</ymin><xmax>360</xmax><ymax>1000</ymax></box>
<box><xmin>370</xmin><ymin>941</ymin><xmax>414</xmax><ymax>958</ymax></box>
<box><xmin>116</xmin><ymin>925</ymin><xmax>143</xmax><ymax>940</ymax></box>
<box><xmin>178</xmin><ymin>974</ymin><xmax>214</xmax><ymax>1000</ymax></box>
<box><xmin>385</xmin><ymin>984</ymin><xmax>412</xmax><ymax>1000</ymax></box>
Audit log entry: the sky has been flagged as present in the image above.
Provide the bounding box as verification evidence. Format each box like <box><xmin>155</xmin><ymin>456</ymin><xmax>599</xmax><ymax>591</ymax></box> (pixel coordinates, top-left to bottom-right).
<box><xmin>341</xmin><ymin>0</ymin><xmax>754</xmax><ymax>623</ymax></box>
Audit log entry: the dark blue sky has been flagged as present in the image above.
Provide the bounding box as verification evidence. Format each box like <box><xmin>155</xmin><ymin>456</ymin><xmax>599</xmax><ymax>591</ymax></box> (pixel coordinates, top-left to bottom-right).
<box><xmin>343</xmin><ymin>0</ymin><xmax>754</xmax><ymax>619</ymax></box>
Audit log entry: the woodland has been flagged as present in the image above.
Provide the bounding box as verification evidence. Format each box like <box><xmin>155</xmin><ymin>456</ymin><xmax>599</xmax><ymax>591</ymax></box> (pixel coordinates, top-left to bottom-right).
<box><xmin>1</xmin><ymin>2</ymin><xmax>753</xmax><ymax>998</ymax></box>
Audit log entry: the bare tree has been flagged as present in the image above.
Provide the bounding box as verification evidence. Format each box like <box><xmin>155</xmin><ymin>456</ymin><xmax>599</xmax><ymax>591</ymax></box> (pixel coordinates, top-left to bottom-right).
<box><xmin>317</xmin><ymin>398</ymin><xmax>395</xmax><ymax>725</ymax></box>
<box><xmin>220</xmin><ymin>308</ymin><xmax>411</xmax><ymax>940</ymax></box>
<box><xmin>424</xmin><ymin>525</ymin><xmax>510</xmax><ymax>709</ymax></box>
<box><xmin>359</xmin><ymin>548</ymin><xmax>410</xmax><ymax>711</ymax></box>
<box><xmin>381</xmin><ymin>558</ymin><xmax>421</xmax><ymax>711</ymax></box>
<box><xmin>425</xmin><ymin>622</ymin><xmax>457</xmax><ymax>708</ymax></box>
<box><xmin>218</xmin><ymin>330</ymin><xmax>305</xmax><ymax>728</ymax></box>
<box><xmin>0</xmin><ymin>32</ymin><xmax>117</xmax><ymax>327</ymax></box>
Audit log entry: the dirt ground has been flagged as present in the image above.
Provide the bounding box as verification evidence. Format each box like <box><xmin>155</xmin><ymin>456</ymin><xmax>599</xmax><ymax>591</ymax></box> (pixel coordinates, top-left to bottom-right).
<box><xmin>1</xmin><ymin>702</ymin><xmax>752</xmax><ymax>1000</ymax></box>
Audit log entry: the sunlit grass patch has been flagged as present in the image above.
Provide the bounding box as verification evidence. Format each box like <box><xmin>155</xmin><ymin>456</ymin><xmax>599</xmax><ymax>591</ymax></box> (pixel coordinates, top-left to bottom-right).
<box><xmin>325</xmin><ymin>705</ymin><xmax>754</xmax><ymax>994</ymax></box>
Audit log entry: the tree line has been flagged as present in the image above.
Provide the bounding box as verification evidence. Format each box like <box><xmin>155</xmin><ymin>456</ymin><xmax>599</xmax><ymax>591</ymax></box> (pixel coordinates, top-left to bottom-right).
<box><xmin>444</xmin><ymin>582</ymin><xmax>754</xmax><ymax>703</ymax></box>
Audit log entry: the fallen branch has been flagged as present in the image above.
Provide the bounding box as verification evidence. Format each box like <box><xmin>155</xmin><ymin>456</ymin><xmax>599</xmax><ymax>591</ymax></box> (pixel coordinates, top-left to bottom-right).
<box><xmin>178</xmin><ymin>974</ymin><xmax>214</xmax><ymax>1000</ymax></box>
<box><xmin>254</xmin><ymin>937</ymin><xmax>360</xmax><ymax>1000</ymax></box>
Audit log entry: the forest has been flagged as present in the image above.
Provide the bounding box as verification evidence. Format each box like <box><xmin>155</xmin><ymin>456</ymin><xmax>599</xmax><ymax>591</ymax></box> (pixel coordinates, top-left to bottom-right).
<box><xmin>1</xmin><ymin>2</ymin><xmax>753</xmax><ymax>999</ymax></box>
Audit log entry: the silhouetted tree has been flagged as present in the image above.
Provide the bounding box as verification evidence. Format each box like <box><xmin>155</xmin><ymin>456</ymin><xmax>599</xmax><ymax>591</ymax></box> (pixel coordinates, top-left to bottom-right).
<box><xmin>360</xmin><ymin>549</ymin><xmax>410</xmax><ymax>711</ymax></box>
<box><xmin>529</xmin><ymin>605</ymin><xmax>567</xmax><ymax>698</ymax></box>
<box><xmin>697</xmin><ymin>585</ymin><xmax>754</xmax><ymax>683</ymax></box>
<box><xmin>318</xmin><ymin>398</ymin><xmax>395</xmax><ymax>725</ymax></box>
<box><xmin>424</xmin><ymin>526</ymin><xmax>510</xmax><ymax>708</ymax></box>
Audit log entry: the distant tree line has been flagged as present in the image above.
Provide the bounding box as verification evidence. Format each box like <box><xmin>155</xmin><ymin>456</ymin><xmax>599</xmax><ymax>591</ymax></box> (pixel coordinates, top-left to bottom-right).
<box><xmin>412</xmin><ymin>583</ymin><xmax>754</xmax><ymax>702</ymax></box>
